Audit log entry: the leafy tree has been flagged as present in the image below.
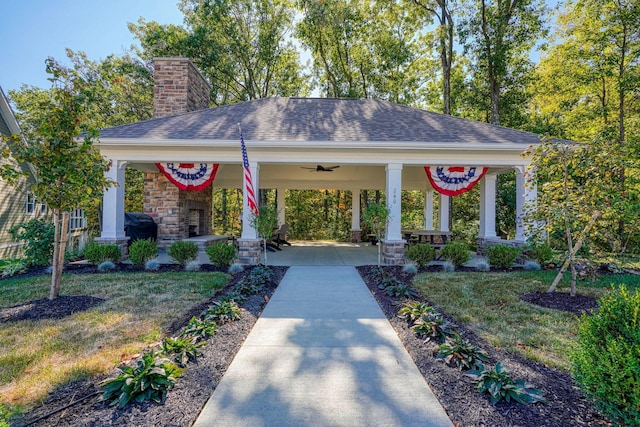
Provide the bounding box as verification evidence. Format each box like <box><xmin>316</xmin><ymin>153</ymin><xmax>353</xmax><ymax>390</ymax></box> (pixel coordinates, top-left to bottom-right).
<box><xmin>527</xmin><ymin>138</ymin><xmax>626</xmax><ymax>295</ymax></box>
<box><xmin>130</xmin><ymin>0</ymin><xmax>307</xmax><ymax>105</ymax></box>
<box><xmin>410</xmin><ymin>0</ymin><xmax>455</xmax><ymax>114</ymax></box>
<box><xmin>458</xmin><ymin>0</ymin><xmax>548</xmax><ymax>125</ymax></box>
<box><xmin>10</xmin><ymin>49</ymin><xmax>153</xmax><ymax>216</ymax></box>
<box><xmin>363</xmin><ymin>203</ymin><xmax>390</xmax><ymax>266</ymax></box>
<box><xmin>530</xmin><ymin>0</ymin><xmax>640</xmax><ymax>247</ymax></box>
<box><xmin>0</xmin><ymin>59</ymin><xmax>114</xmax><ymax>299</ymax></box>
<box><xmin>297</xmin><ymin>0</ymin><xmax>422</xmax><ymax>103</ymax></box>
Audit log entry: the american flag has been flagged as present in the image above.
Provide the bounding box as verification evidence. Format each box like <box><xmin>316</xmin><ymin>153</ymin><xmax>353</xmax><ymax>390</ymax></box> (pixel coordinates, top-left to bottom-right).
<box><xmin>240</xmin><ymin>127</ymin><xmax>259</xmax><ymax>215</ymax></box>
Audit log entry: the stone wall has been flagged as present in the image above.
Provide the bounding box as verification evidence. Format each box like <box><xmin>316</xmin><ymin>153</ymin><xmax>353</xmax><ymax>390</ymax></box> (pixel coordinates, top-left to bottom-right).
<box><xmin>153</xmin><ymin>57</ymin><xmax>211</xmax><ymax>118</ymax></box>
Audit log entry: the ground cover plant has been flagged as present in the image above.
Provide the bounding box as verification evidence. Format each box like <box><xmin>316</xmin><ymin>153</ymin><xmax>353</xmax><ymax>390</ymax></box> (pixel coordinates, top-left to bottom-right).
<box><xmin>358</xmin><ymin>264</ymin><xmax>639</xmax><ymax>426</ymax></box>
<box><xmin>1</xmin><ymin>264</ymin><xmax>286</xmax><ymax>426</ymax></box>
<box><xmin>0</xmin><ymin>269</ymin><xmax>229</xmax><ymax>419</ymax></box>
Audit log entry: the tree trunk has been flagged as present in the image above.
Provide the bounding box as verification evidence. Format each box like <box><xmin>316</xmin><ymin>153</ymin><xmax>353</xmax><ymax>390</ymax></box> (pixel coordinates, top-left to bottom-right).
<box><xmin>49</xmin><ymin>210</ymin><xmax>70</xmax><ymax>300</ymax></box>
<box><xmin>547</xmin><ymin>211</ymin><xmax>601</xmax><ymax>294</ymax></box>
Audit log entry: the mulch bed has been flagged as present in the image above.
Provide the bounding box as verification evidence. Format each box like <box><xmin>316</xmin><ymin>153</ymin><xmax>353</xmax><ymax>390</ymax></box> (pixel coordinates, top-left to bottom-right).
<box><xmin>9</xmin><ymin>265</ymin><xmax>287</xmax><ymax>427</ymax></box>
<box><xmin>357</xmin><ymin>265</ymin><xmax>609</xmax><ymax>427</ymax></box>
<box><xmin>6</xmin><ymin>263</ymin><xmax>610</xmax><ymax>426</ymax></box>
<box><xmin>520</xmin><ymin>291</ymin><xmax>598</xmax><ymax>315</ymax></box>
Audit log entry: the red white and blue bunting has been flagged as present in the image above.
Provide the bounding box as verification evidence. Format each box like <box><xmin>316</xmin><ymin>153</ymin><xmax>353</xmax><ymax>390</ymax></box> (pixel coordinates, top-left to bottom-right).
<box><xmin>425</xmin><ymin>166</ymin><xmax>488</xmax><ymax>196</ymax></box>
<box><xmin>156</xmin><ymin>163</ymin><xmax>219</xmax><ymax>191</ymax></box>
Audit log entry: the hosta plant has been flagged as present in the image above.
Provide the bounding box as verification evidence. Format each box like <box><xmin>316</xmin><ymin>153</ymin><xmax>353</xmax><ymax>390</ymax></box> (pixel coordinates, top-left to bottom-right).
<box><xmin>466</xmin><ymin>363</ymin><xmax>546</xmax><ymax>405</ymax></box>
<box><xmin>160</xmin><ymin>337</ymin><xmax>205</xmax><ymax>367</ymax></box>
<box><xmin>99</xmin><ymin>351</ymin><xmax>183</xmax><ymax>408</ymax></box>
<box><xmin>397</xmin><ymin>302</ymin><xmax>437</xmax><ymax>325</ymax></box>
<box><xmin>436</xmin><ymin>336</ymin><xmax>490</xmax><ymax>371</ymax></box>
<box><xmin>179</xmin><ymin>316</ymin><xmax>218</xmax><ymax>343</ymax></box>
<box><xmin>385</xmin><ymin>282</ymin><xmax>418</xmax><ymax>299</ymax></box>
<box><xmin>204</xmin><ymin>299</ymin><xmax>242</xmax><ymax>324</ymax></box>
<box><xmin>412</xmin><ymin>312</ymin><xmax>459</xmax><ymax>344</ymax></box>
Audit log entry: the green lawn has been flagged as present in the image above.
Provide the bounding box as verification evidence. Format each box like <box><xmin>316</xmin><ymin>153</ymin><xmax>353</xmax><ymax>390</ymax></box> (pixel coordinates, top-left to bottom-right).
<box><xmin>0</xmin><ymin>271</ymin><xmax>229</xmax><ymax>416</ymax></box>
<box><xmin>412</xmin><ymin>269</ymin><xmax>640</xmax><ymax>370</ymax></box>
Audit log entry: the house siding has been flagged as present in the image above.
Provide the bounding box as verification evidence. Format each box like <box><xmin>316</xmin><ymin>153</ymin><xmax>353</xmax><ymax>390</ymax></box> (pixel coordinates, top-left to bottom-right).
<box><xmin>0</xmin><ymin>90</ymin><xmax>41</xmax><ymax>259</ymax></box>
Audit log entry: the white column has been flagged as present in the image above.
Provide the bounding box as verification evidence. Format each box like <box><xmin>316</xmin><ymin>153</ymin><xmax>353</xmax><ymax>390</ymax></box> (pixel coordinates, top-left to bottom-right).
<box><xmin>101</xmin><ymin>160</ymin><xmax>127</xmax><ymax>239</ymax></box>
<box><xmin>479</xmin><ymin>173</ymin><xmax>497</xmax><ymax>238</ymax></box>
<box><xmin>276</xmin><ymin>188</ymin><xmax>286</xmax><ymax>226</ymax></box>
<box><xmin>438</xmin><ymin>193</ymin><xmax>450</xmax><ymax>232</ymax></box>
<box><xmin>241</xmin><ymin>162</ymin><xmax>259</xmax><ymax>239</ymax></box>
<box><xmin>424</xmin><ymin>189</ymin><xmax>434</xmax><ymax>230</ymax></box>
<box><xmin>515</xmin><ymin>166</ymin><xmax>537</xmax><ymax>241</ymax></box>
<box><xmin>351</xmin><ymin>189</ymin><xmax>361</xmax><ymax>232</ymax></box>
<box><xmin>385</xmin><ymin>164</ymin><xmax>403</xmax><ymax>241</ymax></box>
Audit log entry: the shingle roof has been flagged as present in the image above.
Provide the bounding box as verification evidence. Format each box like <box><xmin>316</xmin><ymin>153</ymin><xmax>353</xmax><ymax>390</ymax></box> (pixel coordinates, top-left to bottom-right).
<box><xmin>99</xmin><ymin>97</ymin><xmax>541</xmax><ymax>145</ymax></box>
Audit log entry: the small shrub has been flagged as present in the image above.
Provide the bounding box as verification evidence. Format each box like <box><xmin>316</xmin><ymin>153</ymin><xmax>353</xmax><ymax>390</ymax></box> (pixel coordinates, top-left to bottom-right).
<box><xmin>97</xmin><ymin>261</ymin><xmax>116</xmax><ymax>272</ymax></box>
<box><xmin>523</xmin><ymin>261</ymin><xmax>541</xmax><ymax>271</ymax></box>
<box><xmin>99</xmin><ymin>350</ymin><xmax>183</xmax><ymax>408</ymax></box>
<box><xmin>571</xmin><ymin>286</ymin><xmax>640</xmax><ymax>426</ymax></box>
<box><xmin>440</xmin><ymin>242</ymin><xmax>471</xmax><ymax>267</ymax></box>
<box><xmin>145</xmin><ymin>260</ymin><xmax>160</xmax><ymax>271</ymax></box>
<box><xmin>466</xmin><ymin>363</ymin><xmax>546</xmax><ymax>405</ymax></box>
<box><xmin>405</xmin><ymin>244</ymin><xmax>435</xmax><ymax>268</ymax></box>
<box><xmin>436</xmin><ymin>336</ymin><xmax>490</xmax><ymax>371</ymax></box>
<box><xmin>530</xmin><ymin>243</ymin><xmax>555</xmax><ymax>266</ymax></box>
<box><xmin>8</xmin><ymin>219</ymin><xmax>54</xmax><ymax>267</ymax></box>
<box><xmin>413</xmin><ymin>312</ymin><xmax>459</xmax><ymax>344</ymax></box>
<box><xmin>475</xmin><ymin>261</ymin><xmax>490</xmax><ymax>272</ymax></box>
<box><xmin>487</xmin><ymin>245</ymin><xmax>521</xmax><ymax>269</ymax></box>
<box><xmin>179</xmin><ymin>316</ymin><xmax>218</xmax><ymax>343</ymax></box>
<box><xmin>204</xmin><ymin>299</ymin><xmax>242</xmax><ymax>324</ymax></box>
<box><xmin>234</xmin><ymin>265</ymin><xmax>274</xmax><ymax>295</ymax></box>
<box><xmin>378</xmin><ymin>274</ymin><xmax>402</xmax><ymax>290</ymax></box>
<box><xmin>160</xmin><ymin>337</ymin><xmax>205</xmax><ymax>367</ymax></box>
<box><xmin>1</xmin><ymin>259</ymin><xmax>27</xmax><ymax>277</ymax></box>
<box><xmin>185</xmin><ymin>261</ymin><xmax>201</xmax><ymax>272</ymax></box>
<box><xmin>251</xmin><ymin>265</ymin><xmax>274</xmax><ymax>283</ymax></box>
<box><xmin>398</xmin><ymin>301</ymin><xmax>437</xmax><ymax>325</ymax></box>
<box><xmin>402</xmin><ymin>263</ymin><xmax>418</xmax><ymax>274</ymax></box>
<box><xmin>228</xmin><ymin>263</ymin><xmax>244</xmax><ymax>274</ymax></box>
<box><xmin>168</xmin><ymin>241</ymin><xmax>199</xmax><ymax>266</ymax></box>
<box><xmin>442</xmin><ymin>262</ymin><xmax>455</xmax><ymax>272</ymax></box>
<box><xmin>206</xmin><ymin>242</ymin><xmax>237</xmax><ymax>267</ymax></box>
<box><xmin>385</xmin><ymin>282</ymin><xmax>418</xmax><ymax>299</ymax></box>
<box><xmin>84</xmin><ymin>243</ymin><xmax>121</xmax><ymax>265</ymax></box>
<box><xmin>128</xmin><ymin>238</ymin><xmax>158</xmax><ymax>265</ymax></box>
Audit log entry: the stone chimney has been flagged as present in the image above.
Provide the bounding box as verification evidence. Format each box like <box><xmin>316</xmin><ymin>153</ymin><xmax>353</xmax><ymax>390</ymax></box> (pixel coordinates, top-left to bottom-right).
<box><xmin>145</xmin><ymin>58</ymin><xmax>213</xmax><ymax>248</ymax></box>
<box><xmin>153</xmin><ymin>57</ymin><xmax>211</xmax><ymax>118</ymax></box>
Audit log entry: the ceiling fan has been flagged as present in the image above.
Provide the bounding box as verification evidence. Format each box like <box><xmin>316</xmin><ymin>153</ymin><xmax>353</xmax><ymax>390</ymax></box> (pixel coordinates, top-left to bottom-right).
<box><xmin>301</xmin><ymin>165</ymin><xmax>340</xmax><ymax>172</ymax></box>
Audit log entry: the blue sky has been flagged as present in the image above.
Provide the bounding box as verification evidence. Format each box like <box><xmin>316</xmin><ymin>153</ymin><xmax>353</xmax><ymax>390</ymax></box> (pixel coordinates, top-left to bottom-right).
<box><xmin>0</xmin><ymin>0</ymin><xmax>184</xmax><ymax>93</ymax></box>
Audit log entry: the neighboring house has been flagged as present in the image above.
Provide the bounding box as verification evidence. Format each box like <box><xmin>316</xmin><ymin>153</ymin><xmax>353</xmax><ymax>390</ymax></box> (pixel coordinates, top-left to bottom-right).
<box><xmin>96</xmin><ymin>57</ymin><xmax>541</xmax><ymax>265</ymax></box>
<box><xmin>0</xmin><ymin>86</ymin><xmax>44</xmax><ymax>259</ymax></box>
<box><xmin>0</xmin><ymin>86</ymin><xmax>88</xmax><ymax>260</ymax></box>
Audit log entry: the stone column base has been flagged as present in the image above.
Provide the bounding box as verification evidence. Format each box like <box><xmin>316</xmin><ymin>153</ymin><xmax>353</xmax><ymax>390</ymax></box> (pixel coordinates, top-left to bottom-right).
<box><xmin>350</xmin><ymin>230</ymin><xmax>362</xmax><ymax>243</ymax></box>
<box><xmin>94</xmin><ymin>237</ymin><xmax>130</xmax><ymax>259</ymax></box>
<box><xmin>237</xmin><ymin>239</ymin><xmax>261</xmax><ymax>265</ymax></box>
<box><xmin>382</xmin><ymin>240</ymin><xmax>406</xmax><ymax>265</ymax></box>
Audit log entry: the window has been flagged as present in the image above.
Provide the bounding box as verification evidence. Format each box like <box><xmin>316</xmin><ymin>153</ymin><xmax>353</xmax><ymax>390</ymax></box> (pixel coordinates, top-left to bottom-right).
<box><xmin>69</xmin><ymin>208</ymin><xmax>87</xmax><ymax>230</ymax></box>
<box><xmin>25</xmin><ymin>191</ymin><xmax>36</xmax><ymax>214</ymax></box>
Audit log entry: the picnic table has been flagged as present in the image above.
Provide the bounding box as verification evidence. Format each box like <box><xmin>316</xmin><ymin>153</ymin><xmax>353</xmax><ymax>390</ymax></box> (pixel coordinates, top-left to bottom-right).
<box><xmin>402</xmin><ymin>230</ymin><xmax>452</xmax><ymax>249</ymax></box>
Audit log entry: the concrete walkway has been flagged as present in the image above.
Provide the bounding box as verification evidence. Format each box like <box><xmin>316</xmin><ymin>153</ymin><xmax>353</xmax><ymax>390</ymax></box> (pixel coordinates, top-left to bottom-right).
<box><xmin>193</xmin><ymin>266</ymin><xmax>453</xmax><ymax>427</ymax></box>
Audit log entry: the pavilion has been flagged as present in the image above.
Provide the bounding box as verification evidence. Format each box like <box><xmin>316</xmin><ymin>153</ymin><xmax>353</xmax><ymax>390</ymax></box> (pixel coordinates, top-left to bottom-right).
<box><xmin>96</xmin><ymin>58</ymin><xmax>539</xmax><ymax>264</ymax></box>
